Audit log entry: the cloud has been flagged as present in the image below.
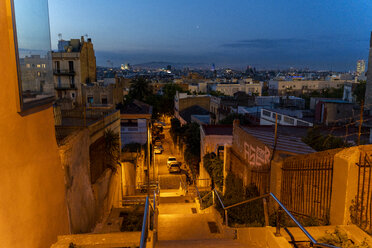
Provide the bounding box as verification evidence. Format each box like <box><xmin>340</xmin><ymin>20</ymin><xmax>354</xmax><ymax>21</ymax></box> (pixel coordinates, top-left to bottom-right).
<box><xmin>221</xmin><ymin>38</ymin><xmax>311</xmax><ymax>49</ymax></box>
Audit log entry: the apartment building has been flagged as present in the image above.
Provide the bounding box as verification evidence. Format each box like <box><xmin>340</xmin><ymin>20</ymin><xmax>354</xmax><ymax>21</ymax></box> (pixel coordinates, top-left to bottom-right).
<box><xmin>52</xmin><ymin>37</ymin><xmax>97</xmax><ymax>108</ymax></box>
<box><xmin>268</xmin><ymin>80</ymin><xmax>349</xmax><ymax>96</ymax></box>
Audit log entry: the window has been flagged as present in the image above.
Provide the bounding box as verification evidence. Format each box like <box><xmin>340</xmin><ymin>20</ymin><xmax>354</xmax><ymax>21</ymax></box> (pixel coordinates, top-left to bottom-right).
<box><xmin>87</xmin><ymin>96</ymin><xmax>94</xmax><ymax>104</ymax></box>
<box><xmin>297</xmin><ymin>120</ymin><xmax>309</xmax><ymax>126</ymax></box>
<box><xmin>54</xmin><ymin>61</ymin><xmax>60</xmax><ymax>72</ymax></box>
<box><xmin>70</xmin><ymin>76</ymin><xmax>75</xmax><ymax>87</ymax></box>
<box><xmin>283</xmin><ymin>116</ymin><xmax>294</xmax><ymax>125</ymax></box>
<box><xmin>12</xmin><ymin>0</ymin><xmax>55</xmax><ymax>111</ymax></box>
<box><xmin>68</xmin><ymin>61</ymin><xmax>74</xmax><ymax>72</ymax></box>
<box><xmin>262</xmin><ymin>110</ymin><xmax>271</xmax><ymax>117</ymax></box>
<box><xmin>101</xmin><ymin>97</ymin><xmax>108</xmax><ymax>104</ymax></box>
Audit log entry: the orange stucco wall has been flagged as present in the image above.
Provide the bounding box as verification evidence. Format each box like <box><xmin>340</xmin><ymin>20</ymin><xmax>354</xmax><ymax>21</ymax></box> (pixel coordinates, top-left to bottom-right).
<box><xmin>0</xmin><ymin>1</ymin><xmax>69</xmax><ymax>247</ymax></box>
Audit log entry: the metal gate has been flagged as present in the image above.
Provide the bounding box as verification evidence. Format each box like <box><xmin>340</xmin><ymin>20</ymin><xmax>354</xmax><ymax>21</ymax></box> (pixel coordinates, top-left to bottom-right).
<box><xmin>281</xmin><ymin>151</ymin><xmax>336</xmax><ymax>222</ymax></box>
<box><xmin>352</xmin><ymin>152</ymin><xmax>372</xmax><ymax>234</ymax></box>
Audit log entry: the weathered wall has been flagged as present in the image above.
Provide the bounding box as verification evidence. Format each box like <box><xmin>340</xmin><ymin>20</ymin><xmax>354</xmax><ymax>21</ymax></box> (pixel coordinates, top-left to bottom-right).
<box><xmin>92</xmin><ymin>167</ymin><xmax>122</xmax><ymax>223</ymax></box>
<box><xmin>79</xmin><ymin>39</ymin><xmax>96</xmax><ymax>84</ymax></box>
<box><xmin>0</xmin><ymin>1</ymin><xmax>70</xmax><ymax>247</ymax></box>
<box><xmin>58</xmin><ymin>129</ymin><xmax>97</xmax><ymax>233</ymax></box>
<box><xmin>179</xmin><ymin>96</ymin><xmax>210</xmax><ymax>112</ymax></box>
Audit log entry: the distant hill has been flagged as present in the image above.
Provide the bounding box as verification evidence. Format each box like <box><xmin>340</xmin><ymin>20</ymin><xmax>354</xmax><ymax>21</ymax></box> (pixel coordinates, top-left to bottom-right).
<box><xmin>132</xmin><ymin>61</ymin><xmax>211</xmax><ymax>70</ymax></box>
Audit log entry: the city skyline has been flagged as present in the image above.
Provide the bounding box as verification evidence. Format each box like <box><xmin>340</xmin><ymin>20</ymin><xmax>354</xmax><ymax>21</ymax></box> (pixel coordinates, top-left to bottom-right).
<box><xmin>49</xmin><ymin>0</ymin><xmax>372</xmax><ymax>71</ymax></box>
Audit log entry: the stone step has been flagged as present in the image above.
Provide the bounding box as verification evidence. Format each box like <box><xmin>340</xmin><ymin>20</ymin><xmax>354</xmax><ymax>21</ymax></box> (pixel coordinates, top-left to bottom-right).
<box><xmin>157</xmin><ymin>238</ymin><xmax>251</xmax><ymax>248</ymax></box>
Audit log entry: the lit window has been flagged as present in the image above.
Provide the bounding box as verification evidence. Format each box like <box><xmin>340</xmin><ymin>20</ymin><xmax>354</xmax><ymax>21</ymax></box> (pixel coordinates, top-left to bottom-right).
<box><xmin>26</xmin><ymin>63</ymin><xmax>30</xmax><ymax>68</ymax></box>
<box><xmin>37</xmin><ymin>64</ymin><xmax>41</xmax><ymax>68</ymax></box>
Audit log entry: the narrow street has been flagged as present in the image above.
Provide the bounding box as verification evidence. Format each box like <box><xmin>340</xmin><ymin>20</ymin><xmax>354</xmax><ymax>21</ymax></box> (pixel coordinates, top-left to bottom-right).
<box><xmin>152</xmin><ymin>125</ymin><xmax>188</xmax><ymax>196</ymax></box>
<box><xmin>152</xmin><ymin>122</ymin><xmax>247</xmax><ymax>247</ymax></box>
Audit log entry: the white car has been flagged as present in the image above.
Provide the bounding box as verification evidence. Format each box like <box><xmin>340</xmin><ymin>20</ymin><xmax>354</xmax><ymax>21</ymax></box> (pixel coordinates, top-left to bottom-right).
<box><xmin>167</xmin><ymin>157</ymin><xmax>177</xmax><ymax>167</ymax></box>
<box><xmin>154</xmin><ymin>145</ymin><xmax>163</xmax><ymax>154</ymax></box>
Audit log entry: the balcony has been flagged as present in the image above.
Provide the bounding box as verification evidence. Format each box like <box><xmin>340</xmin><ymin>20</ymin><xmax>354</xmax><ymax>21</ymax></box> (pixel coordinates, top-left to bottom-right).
<box><xmin>55</xmin><ymin>84</ymin><xmax>76</xmax><ymax>90</ymax></box>
<box><xmin>53</xmin><ymin>69</ymin><xmax>75</xmax><ymax>76</ymax></box>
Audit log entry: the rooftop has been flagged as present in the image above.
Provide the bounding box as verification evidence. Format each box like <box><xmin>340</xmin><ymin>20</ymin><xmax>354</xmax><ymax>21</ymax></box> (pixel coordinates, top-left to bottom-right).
<box><xmin>180</xmin><ymin>105</ymin><xmax>209</xmax><ymax>123</ymax></box>
<box><xmin>240</xmin><ymin>125</ymin><xmax>315</xmax><ymax>155</ymax></box>
<box><xmin>202</xmin><ymin>125</ymin><xmax>233</xmax><ymax>136</ymax></box>
<box><xmin>320</xmin><ymin>99</ymin><xmax>351</xmax><ymax>104</ymax></box>
<box><xmin>120</xmin><ymin>100</ymin><xmax>152</xmax><ymax>115</ymax></box>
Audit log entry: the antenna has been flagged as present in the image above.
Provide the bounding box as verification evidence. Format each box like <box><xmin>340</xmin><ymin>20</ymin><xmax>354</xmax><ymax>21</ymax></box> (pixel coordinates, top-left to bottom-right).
<box><xmin>58</xmin><ymin>33</ymin><xmax>62</xmax><ymax>40</ymax></box>
<box><xmin>84</xmin><ymin>34</ymin><xmax>89</xmax><ymax>39</ymax></box>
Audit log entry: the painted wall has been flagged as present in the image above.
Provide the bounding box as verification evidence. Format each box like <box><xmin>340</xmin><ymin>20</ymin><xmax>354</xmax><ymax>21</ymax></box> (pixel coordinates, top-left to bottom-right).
<box><xmin>0</xmin><ymin>1</ymin><xmax>70</xmax><ymax>247</ymax></box>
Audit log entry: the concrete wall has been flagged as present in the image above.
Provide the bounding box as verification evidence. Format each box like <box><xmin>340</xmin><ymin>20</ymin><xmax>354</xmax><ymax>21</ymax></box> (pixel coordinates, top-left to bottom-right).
<box><xmin>330</xmin><ymin>146</ymin><xmax>364</xmax><ymax>225</ymax></box>
<box><xmin>178</xmin><ymin>95</ymin><xmax>210</xmax><ymax>113</ymax></box>
<box><xmin>0</xmin><ymin>2</ymin><xmax>70</xmax><ymax>247</ymax></box>
<box><xmin>58</xmin><ymin>129</ymin><xmax>97</xmax><ymax>233</ymax></box>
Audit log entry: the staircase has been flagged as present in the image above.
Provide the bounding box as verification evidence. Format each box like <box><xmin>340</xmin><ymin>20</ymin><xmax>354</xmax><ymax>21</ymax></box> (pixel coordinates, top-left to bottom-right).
<box><xmin>156</xmin><ymin>195</ymin><xmax>249</xmax><ymax>248</ymax></box>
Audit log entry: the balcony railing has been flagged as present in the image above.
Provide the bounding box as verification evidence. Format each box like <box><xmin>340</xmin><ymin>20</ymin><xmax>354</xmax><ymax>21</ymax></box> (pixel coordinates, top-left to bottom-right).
<box><xmin>53</xmin><ymin>69</ymin><xmax>75</xmax><ymax>76</ymax></box>
<box><xmin>55</xmin><ymin>84</ymin><xmax>76</xmax><ymax>90</ymax></box>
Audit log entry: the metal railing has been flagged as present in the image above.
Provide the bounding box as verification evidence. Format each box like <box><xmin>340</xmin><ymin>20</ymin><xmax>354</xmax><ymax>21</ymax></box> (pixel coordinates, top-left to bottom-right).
<box><xmin>196</xmin><ymin>189</ymin><xmax>339</xmax><ymax>248</ymax></box>
<box><xmin>140</xmin><ymin>190</ymin><xmax>157</xmax><ymax>248</ymax></box>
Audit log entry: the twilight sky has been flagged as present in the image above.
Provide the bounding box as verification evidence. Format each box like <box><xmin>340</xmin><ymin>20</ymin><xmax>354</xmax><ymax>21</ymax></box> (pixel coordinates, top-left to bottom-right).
<box><xmin>48</xmin><ymin>0</ymin><xmax>372</xmax><ymax>71</ymax></box>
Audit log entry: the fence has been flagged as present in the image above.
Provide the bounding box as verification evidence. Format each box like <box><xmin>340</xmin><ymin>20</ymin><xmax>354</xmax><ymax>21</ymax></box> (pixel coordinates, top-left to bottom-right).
<box><xmin>280</xmin><ymin>149</ymin><xmax>339</xmax><ymax>222</ymax></box>
<box><xmin>352</xmin><ymin>152</ymin><xmax>372</xmax><ymax>234</ymax></box>
<box><xmin>250</xmin><ymin>163</ymin><xmax>271</xmax><ymax>195</ymax></box>
<box><xmin>229</xmin><ymin>149</ymin><xmax>271</xmax><ymax>195</ymax></box>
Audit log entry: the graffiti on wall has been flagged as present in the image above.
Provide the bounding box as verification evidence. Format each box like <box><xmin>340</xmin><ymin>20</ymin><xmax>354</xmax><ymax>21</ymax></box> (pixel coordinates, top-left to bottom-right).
<box><xmin>244</xmin><ymin>142</ymin><xmax>270</xmax><ymax>166</ymax></box>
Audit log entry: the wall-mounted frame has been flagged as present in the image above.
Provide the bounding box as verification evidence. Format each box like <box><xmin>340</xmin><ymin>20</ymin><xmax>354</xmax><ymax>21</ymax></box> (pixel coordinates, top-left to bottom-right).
<box><xmin>11</xmin><ymin>0</ymin><xmax>55</xmax><ymax>112</ymax></box>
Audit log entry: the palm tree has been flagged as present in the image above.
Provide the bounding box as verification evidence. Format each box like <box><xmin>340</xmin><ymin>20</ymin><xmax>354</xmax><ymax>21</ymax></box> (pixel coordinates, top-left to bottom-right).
<box><xmin>128</xmin><ymin>77</ymin><xmax>151</xmax><ymax>101</ymax></box>
<box><xmin>104</xmin><ymin>129</ymin><xmax>120</xmax><ymax>171</ymax></box>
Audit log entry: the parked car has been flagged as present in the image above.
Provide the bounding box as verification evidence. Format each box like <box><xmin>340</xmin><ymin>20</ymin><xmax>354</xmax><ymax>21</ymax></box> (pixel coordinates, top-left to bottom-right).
<box><xmin>154</xmin><ymin>145</ymin><xmax>163</xmax><ymax>154</ymax></box>
<box><xmin>155</xmin><ymin>140</ymin><xmax>162</xmax><ymax>146</ymax></box>
<box><xmin>167</xmin><ymin>157</ymin><xmax>177</xmax><ymax>167</ymax></box>
<box><xmin>168</xmin><ymin>163</ymin><xmax>181</xmax><ymax>173</ymax></box>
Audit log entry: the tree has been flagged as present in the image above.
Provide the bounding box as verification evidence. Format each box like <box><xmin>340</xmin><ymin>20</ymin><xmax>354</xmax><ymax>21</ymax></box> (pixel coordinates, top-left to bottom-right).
<box><xmin>353</xmin><ymin>80</ymin><xmax>366</xmax><ymax>104</ymax></box>
<box><xmin>302</xmin><ymin>127</ymin><xmax>348</xmax><ymax>151</ymax></box>
<box><xmin>219</xmin><ymin>113</ymin><xmax>250</xmax><ymax>125</ymax></box>
<box><xmin>203</xmin><ymin>153</ymin><xmax>224</xmax><ymax>189</ymax></box>
<box><xmin>104</xmin><ymin>129</ymin><xmax>120</xmax><ymax>171</ymax></box>
<box><xmin>127</xmin><ymin>77</ymin><xmax>152</xmax><ymax>102</ymax></box>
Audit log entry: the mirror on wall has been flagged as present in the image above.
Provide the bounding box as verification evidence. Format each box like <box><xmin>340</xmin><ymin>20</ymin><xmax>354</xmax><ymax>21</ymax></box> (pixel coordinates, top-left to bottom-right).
<box><xmin>12</xmin><ymin>0</ymin><xmax>54</xmax><ymax>110</ymax></box>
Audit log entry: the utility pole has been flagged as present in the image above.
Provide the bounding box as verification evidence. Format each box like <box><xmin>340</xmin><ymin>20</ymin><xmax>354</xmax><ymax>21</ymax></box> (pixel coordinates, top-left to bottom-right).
<box><xmin>358</xmin><ymin>100</ymin><xmax>364</xmax><ymax>146</ymax></box>
<box><xmin>147</xmin><ymin>122</ymin><xmax>151</xmax><ymax>196</ymax></box>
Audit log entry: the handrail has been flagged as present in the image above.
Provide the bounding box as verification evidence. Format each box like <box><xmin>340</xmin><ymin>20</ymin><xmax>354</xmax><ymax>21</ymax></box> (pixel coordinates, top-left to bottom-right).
<box><xmin>224</xmin><ymin>193</ymin><xmax>270</xmax><ymax>210</ymax></box>
<box><xmin>213</xmin><ymin>189</ymin><xmax>225</xmax><ymax>209</ymax></box>
<box><xmin>199</xmin><ymin>189</ymin><xmax>339</xmax><ymax>248</ymax></box>
<box><xmin>139</xmin><ymin>196</ymin><xmax>149</xmax><ymax>248</ymax></box>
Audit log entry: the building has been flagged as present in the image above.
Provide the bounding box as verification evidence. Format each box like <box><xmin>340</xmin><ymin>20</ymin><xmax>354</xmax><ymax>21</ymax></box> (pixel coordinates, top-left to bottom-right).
<box><xmin>52</xmin><ymin>37</ymin><xmax>97</xmax><ymax>108</ymax></box>
<box><xmin>120</xmin><ymin>100</ymin><xmax>152</xmax><ymax>146</ymax></box>
<box><xmin>315</xmin><ymin>99</ymin><xmax>355</xmax><ymax>125</ymax></box>
<box><xmin>81</xmin><ymin>80</ymin><xmax>124</xmax><ymax>108</ymax></box>
<box><xmin>174</xmin><ymin>91</ymin><xmax>210</xmax><ymax>123</ymax></box>
<box><xmin>0</xmin><ymin>2</ymin><xmax>69</xmax><ymax>246</ymax></box>
<box><xmin>268</xmin><ymin>80</ymin><xmax>349</xmax><ymax>96</ymax></box>
<box><xmin>211</xmin><ymin>82</ymin><xmax>262</xmax><ymax>96</ymax></box>
<box><xmin>179</xmin><ymin>105</ymin><xmax>210</xmax><ymax>125</ymax></box>
<box><xmin>198</xmin><ymin>125</ymin><xmax>233</xmax><ymax>188</ymax></box>
<box><xmin>19</xmin><ymin>54</ymin><xmax>54</xmax><ymax>94</ymax></box>
<box><xmin>365</xmin><ymin>32</ymin><xmax>372</xmax><ymax>112</ymax></box>
<box><xmin>260</xmin><ymin>108</ymin><xmax>313</xmax><ymax>127</ymax></box>
<box><xmin>357</xmin><ymin>60</ymin><xmax>366</xmax><ymax>77</ymax></box>
<box><xmin>224</xmin><ymin>121</ymin><xmax>315</xmax><ymax>192</ymax></box>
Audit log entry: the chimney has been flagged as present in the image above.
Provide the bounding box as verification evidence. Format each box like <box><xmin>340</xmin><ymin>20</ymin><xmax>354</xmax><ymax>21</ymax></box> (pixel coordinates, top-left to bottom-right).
<box><xmin>81</xmin><ymin>36</ymin><xmax>85</xmax><ymax>43</ymax></box>
<box><xmin>233</xmin><ymin>119</ymin><xmax>240</xmax><ymax>128</ymax></box>
<box><xmin>87</xmin><ymin>38</ymin><xmax>92</xmax><ymax>43</ymax></box>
